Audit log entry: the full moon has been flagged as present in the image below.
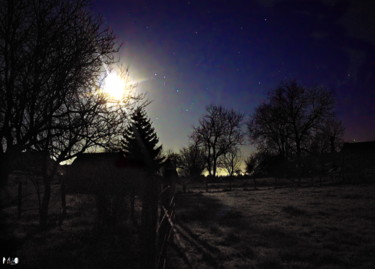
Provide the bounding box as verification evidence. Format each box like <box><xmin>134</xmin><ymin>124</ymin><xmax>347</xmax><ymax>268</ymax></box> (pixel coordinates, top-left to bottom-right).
<box><xmin>103</xmin><ymin>72</ymin><xmax>126</xmax><ymax>100</ymax></box>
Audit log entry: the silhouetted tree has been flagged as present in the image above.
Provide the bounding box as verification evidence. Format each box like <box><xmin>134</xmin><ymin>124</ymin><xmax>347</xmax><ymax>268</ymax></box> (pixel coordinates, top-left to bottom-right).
<box><xmin>164</xmin><ymin>150</ymin><xmax>179</xmax><ymax>168</ymax></box>
<box><xmin>121</xmin><ymin>107</ymin><xmax>164</xmax><ymax>173</ymax></box>
<box><xmin>0</xmin><ymin>0</ymin><xmax>117</xmax><ymax>187</ymax></box>
<box><xmin>192</xmin><ymin>105</ymin><xmax>244</xmax><ymax>177</ymax></box>
<box><xmin>245</xmin><ymin>154</ymin><xmax>257</xmax><ymax>176</ymax></box>
<box><xmin>121</xmin><ymin>107</ymin><xmax>164</xmax><ymax>268</ymax></box>
<box><xmin>220</xmin><ymin>147</ymin><xmax>241</xmax><ymax>191</ymax></box>
<box><xmin>248</xmin><ymin>101</ymin><xmax>291</xmax><ymax>159</ymax></box>
<box><xmin>248</xmin><ymin>80</ymin><xmax>340</xmax><ymax>182</ymax></box>
<box><xmin>220</xmin><ymin>147</ymin><xmax>241</xmax><ymax>177</ymax></box>
<box><xmin>177</xmin><ymin>143</ymin><xmax>206</xmax><ymax>178</ymax></box>
<box><xmin>0</xmin><ymin>0</ymin><xmax>145</xmax><ymax>229</ymax></box>
<box><xmin>245</xmin><ymin>154</ymin><xmax>259</xmax><ymax>189</ymax></box>
<box><xmin>308</xmin><ymin>118</ymin><xmax>345</xmax><ymax>154</ymax></box>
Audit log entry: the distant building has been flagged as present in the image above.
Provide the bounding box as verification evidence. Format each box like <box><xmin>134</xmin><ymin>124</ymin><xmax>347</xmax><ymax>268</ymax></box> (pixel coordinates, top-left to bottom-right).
<box><xmin>65</xmin><ymin>152</ymin><xmax>177</xmax><ymax>194</ymax></box>
<box><xmin>341</xmin><ymin>141</ymin><xmax>375</xmax><ymax>182</ymax></box>
<box><xmin>65</xmin><ymin>152</ymin><xmax>145</xmax><ymax>194</ymax></box>
<box><xmin>9</xmin><ymin>151</ymin><xmax>58</xmax><ymax>183</ymax></box>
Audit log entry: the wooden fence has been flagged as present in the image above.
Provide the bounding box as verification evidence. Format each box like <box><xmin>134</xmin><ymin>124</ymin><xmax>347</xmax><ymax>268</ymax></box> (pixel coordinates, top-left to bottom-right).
<box><xmin>141</xmin><ymin>166</ymin><xmax>177</xmax><ymax>269</ymax></box>
<box><xmin>156</xmin><ymin>185</ymin><xmax>176</xmax><ymax>269</ymax></box>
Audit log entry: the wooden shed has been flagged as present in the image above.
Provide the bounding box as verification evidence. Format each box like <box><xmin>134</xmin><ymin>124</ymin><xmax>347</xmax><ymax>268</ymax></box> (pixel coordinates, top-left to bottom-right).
<box><xmin>65</xmin><ymin>152</ymin><xmax>145</xmax><ymax>194</ymax></box>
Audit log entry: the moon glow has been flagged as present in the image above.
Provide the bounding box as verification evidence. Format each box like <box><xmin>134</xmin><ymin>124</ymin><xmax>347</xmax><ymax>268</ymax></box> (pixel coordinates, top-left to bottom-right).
<box><xmin>103</xmin><ymin>72</ymin><xmax>126</xmax><ymax>100</ymax></box>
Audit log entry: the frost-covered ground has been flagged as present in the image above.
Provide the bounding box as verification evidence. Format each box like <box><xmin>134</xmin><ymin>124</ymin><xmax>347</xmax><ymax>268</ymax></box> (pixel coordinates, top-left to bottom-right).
<box><xmin>1</xmin><ymin>184</ymin><xmax>141</xmax><ymax>268</ymax></box>
<box><xmin>168</xmin><ymin>185</ymin><xmax>375</xmax><ymax>269</ymax></box>
<box><xmin>2</xmin><ymin>182</ymin><xmax>375</xmax><ymax>268</ymax></box>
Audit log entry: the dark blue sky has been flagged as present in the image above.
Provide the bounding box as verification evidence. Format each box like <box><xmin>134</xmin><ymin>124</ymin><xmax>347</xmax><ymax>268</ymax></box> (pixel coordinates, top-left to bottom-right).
<box><xmin>92</xmin><ymin>0</ymin><xmax>375</xmax><ymax>156</ymax></box>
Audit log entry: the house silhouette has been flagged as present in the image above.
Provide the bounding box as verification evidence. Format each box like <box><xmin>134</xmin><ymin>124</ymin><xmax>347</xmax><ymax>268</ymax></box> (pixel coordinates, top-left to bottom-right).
<box><xmin>342</xmin><ymin>141</ymin><xmax>375</xmax><ymax>181</ymax></box>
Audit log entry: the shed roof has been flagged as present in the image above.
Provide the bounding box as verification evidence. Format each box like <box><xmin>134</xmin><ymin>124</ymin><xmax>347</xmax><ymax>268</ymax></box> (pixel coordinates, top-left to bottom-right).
<box><xmin>72</xmin><ymin>152</ymin><xmax>144</xmax><ymax>169</ymax></box>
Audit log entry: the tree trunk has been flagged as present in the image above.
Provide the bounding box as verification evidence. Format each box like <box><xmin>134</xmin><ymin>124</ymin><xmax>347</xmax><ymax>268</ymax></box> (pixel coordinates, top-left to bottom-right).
<box><xmin>296</xmin><ymin>141</ymin><xmax>302</xmax><ymax>186</ymax></box>
<box><xmin>39</xmin><ymin>177</ymin><xmax>51</xmax><ymax>230</ymax></box>
<box><xmin>59</xmin><ymin>179</ymin><xmax>66</xmax><ymax>226</ymax></box>
<box><xmin>0</xmin><ymin>156</ymin><xmax>9</xmax><ymax>188</ymax></box>
<box><xmin>130</xmin><ymin>191</ymin><xmax>135</xmax><ymax>219</ymax></box>
<box><xmin>213</xmin><ymin>158</ymin><xmax>217</xmax><ymax>178</ymax></box>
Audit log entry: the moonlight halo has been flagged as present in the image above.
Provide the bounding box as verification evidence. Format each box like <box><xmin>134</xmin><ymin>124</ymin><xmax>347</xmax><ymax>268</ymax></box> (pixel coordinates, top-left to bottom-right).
<box><xmin>102</xmin><ymin>72</ymin><xmax>126</xmax><ymax>100</ymax></box>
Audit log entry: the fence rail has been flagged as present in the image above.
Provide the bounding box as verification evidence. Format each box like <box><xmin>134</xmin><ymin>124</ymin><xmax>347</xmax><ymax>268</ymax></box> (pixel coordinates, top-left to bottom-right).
<box><xmin>140</xmin><ymin>174</ymin><xmax>177</xmax><ymax>269</ymax></box>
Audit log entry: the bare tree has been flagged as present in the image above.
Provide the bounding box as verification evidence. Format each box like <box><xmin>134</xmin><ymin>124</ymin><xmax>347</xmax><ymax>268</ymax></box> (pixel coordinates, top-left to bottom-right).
<box><xmin>192</xmin><ymin>104</ymin><xmax>244</xmax><ymax>177</ymax></box>
<box><xmin>248</xmin><ymin>102</ymin><xmax>290</xmax><ymax>159</ymax></box>
<box><xmin>0</xmin><ymin>0</ymin><xmax>145</xmax><ymax>228</ymax></box>
<box><xmin>177</xmin><ymin>143</ymin><xmax>206</xmax><ymax>178</ymax></box>
<box><xmin>309</xmin><ymin>118</ymin><xmax>345</xmax><ymax>154</ymax></box>
<box><xmin>0</xmin><ymin>0</ymin><xmax>112</xmax><ymax>185</ymax></box>
<box><xmin>220</xmin><ymin>147</ymin><xmax>241</xmax><ymax>177</ymax></box>
<box><xmin>248</xmin><ymin>80</ymin><xmax>338</xmax><ymax>159</ymax></box>
<box><xmin>41</xmin><ymin>68</ymin><xmax>145</xmax><ymax>228</ymax></box>
<box><xmin>248</xmin><ymin>80</ymin><xmax>342</xmax><ymax>184</ymax></box>
<box><xmin>220</xmin><ymin>147</ymin><xmax>241</xmax><ymax>191</ymax></box>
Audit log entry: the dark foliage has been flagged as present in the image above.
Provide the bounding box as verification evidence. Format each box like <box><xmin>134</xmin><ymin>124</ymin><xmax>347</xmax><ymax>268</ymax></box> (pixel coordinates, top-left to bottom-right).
<box><xmin>121</xmin><ymin>107</ymin><xmax>164</xmax><ymax>173</ymax></box>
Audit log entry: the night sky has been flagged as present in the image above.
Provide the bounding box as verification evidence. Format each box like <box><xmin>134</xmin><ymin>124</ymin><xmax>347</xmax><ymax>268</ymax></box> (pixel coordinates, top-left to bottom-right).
<box><xmin>91</xmin><ymin>0</ymin><xmax>375</xmax><ymax>157</ymax></box>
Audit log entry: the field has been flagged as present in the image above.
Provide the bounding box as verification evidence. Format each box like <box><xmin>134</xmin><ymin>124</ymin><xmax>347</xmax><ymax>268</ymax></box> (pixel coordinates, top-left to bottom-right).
<box><xmin>168</xmin><ymin>184</ymin><xmax>375</xmax><ymax>269</ymax></box>
<box><xmin>1</xmin><ymin>182</ymin><xmax>375</xmax><ymax>268</ymax></box>
<box><xmin>1</xmin><ymin>182</ymin><xmax>142</xmax><ymax>268</ymax></box>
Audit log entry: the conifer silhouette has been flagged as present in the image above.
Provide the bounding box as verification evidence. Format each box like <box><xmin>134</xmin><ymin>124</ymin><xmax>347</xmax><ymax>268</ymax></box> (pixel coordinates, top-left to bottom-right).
<box><xmin>121</xmin><ymin>107</ymin><xmax>164</xmax><ymax>173</ymax></box>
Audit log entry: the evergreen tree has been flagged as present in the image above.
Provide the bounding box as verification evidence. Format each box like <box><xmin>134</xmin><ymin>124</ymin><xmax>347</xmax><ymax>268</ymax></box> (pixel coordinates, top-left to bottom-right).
<box><xmin>121</xmin><ymin>108</ymin><xmax>164</xmax><ymax>173</ymax></box>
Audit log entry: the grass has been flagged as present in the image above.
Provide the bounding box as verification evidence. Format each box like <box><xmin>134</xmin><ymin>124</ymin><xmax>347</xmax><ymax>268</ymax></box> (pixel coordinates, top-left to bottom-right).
<box><xmin>2</xmin><ymin>180</ymin><xmax>375</xmax><ymax>268</ymax></box>
<box><xmin>168</xmin><ymin>184</ymin><xmax>375</xmax><ymax>269</ymax></box>
<box><xmin>1</xmin><ymin>183</ymin><xmax>142</xmax><ymax>269</ymax></box>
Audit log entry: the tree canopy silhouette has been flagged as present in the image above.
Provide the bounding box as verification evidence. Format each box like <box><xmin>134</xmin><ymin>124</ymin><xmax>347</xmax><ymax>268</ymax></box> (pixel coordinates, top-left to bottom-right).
<box><xmin>0</xmin><ymin>0</ymin><xmax>115</xmax><ymax>185</ymax></box>
<box><xmin>0</xmin><ymin>0</ymin><xmax>145</xmax><ymax>228</ymax></box>
<box><xmin>177</xmin><ymin>143</ymin><xmax>206</xmax><ymax>178</ymax></box>
<box><xmin>191</xmin><ymin>104</ymin><xmax>244</xmax><ymax>177</ymax></box>
<box><xmin>121</xmin><ymin>107</ymin><xmax>164</xmax><ymax>173</ymax></box>
<box><xmin>248</xmin><ymin>80</ymin><xmax>343</xmax><ymax>160</ymax></box>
